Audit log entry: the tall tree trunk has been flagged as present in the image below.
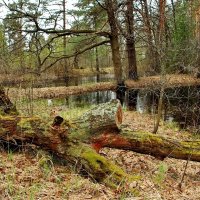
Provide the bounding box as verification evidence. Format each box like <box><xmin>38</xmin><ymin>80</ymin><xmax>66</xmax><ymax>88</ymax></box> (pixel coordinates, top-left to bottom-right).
<box><xmin>142</xmin><ymin>0</ymin><xmax>159</xmax><ymax>72</ymax></box>
<box><xmin>125</xmin><ymin>0</ymin><xmax>138</xmax><ymax>80</ymax></box>
<box><xmin>125</xmin><ymin>0</ymin><xmax>138</xmax><ymax>110</ymax></box>
<box><xmin>63</xmin><ymin>0</ymin><xmax>69</xmax><ymax>87</ymax></box>
<box><xmin>18</xmin><ymin>0</ymin><xmax>25</xmax><ymax>74</ymax></box>
<box><xmin>153</xmin><ymin>0</ymin><xmax>166</xmax><ymax>133</ymax></box>
<box><xmin>94</xmin><ymin>16</ymin><xmax>100</xmax><ymax>83</ymax></box>
<box><xmin>171</xmin><ymin>0</ymin><xmax>176</xmax><ymax>31</ymax></box>
<box><xmin>105</xmin><ymin>0</ymin><xmax>123</xmax><ymax>84</ymax></box>
<box><xmin>105</xmin><ymin>0</ymin><xmax>125</xmax><ymax>104</ymax></box>
<box><xmin>158</xmin><ymin>0</ymin><xmax>166</xmax><ymax>44</ymax></box>
<box><xmin>152</xmin><ymin>86</ymin><xmax>164</xmax><ymax>133</ymax></box>
<box><xmin>96</xmin><ymin>46</ymin><xmax>100</xmax><ymax>103</ymax></box>
<box><xmin>195</xmin><ymin>6</ymin><xmax>200</xmax><ymax>43</ymax></box>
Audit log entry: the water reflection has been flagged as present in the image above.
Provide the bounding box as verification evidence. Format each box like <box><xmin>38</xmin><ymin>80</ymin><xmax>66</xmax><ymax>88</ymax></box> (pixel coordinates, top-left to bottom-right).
<box><xmin>67</xmin><ymin>91</ymin><xmax>116</xmax><ymax>108</ymax></box>
<box><xmin>59</xmin><ymin>83</ymin><xmax>200</xmax><ymax>129</ymax></box>
<box><xmin>43</xmin><ymin>74</ymin><xmax>114</xmax><ymax>88</ymax></box>
<box><xmin>135</xmin><ymin>86</ymin><xmax>200</xmax><ymax>129</ymax></box>
<box><xmin>8</xmin><ymin>73</ymin><xmax>199</xmax><ymax>129</ymax></box>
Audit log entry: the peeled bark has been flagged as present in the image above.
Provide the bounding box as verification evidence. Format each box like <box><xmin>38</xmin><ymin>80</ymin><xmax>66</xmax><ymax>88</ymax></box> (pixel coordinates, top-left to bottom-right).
<box><xmin>92</xmin><ymin>130</ymin><xmax>200</xmax><ymax>162</ymax></box>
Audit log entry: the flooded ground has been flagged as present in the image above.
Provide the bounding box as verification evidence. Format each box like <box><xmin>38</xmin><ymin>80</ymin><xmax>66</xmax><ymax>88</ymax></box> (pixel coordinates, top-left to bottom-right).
<box><xmin>4</xmin><ymin>74</ymin><xmax>200</xmax><ymax>131</ymax></box>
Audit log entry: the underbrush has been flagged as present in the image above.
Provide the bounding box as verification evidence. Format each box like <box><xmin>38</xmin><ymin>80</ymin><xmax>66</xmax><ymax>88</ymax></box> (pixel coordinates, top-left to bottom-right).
<box><xmin>0</xmin><ymin>146</ymin><xmax>115</xmax><ymax>200</ymax></box>
<box><xmin>16</xmin><ymin>98</ymin><xmax>94</xmax><ymax>121</ymax></box>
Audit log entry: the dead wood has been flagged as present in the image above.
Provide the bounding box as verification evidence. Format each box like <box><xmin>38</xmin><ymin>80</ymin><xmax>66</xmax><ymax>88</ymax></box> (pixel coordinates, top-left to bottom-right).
<box><xmin>0</xmin><ymin>99</ymin><xmax>136</xmax><ymax>187</ymax></box>
<box><xmin>1</xmin><ymin>92</ymin><xmax>200</xmax><ymax>188</ymax></box>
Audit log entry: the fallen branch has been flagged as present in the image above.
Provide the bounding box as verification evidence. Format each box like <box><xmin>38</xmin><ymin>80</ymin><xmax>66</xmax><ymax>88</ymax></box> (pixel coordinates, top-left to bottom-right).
<box><xmin>91</xmin><ymin>130</ymin><xmax>200</xmax><ymax>162</ymax></box>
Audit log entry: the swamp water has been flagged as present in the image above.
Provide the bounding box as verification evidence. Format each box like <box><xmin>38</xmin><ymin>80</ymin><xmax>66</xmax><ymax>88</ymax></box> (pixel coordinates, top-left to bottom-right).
<box><xmin>11</xmin><ymin>75</ymin><xmax>200</xmax><ymax>130</ymax></box>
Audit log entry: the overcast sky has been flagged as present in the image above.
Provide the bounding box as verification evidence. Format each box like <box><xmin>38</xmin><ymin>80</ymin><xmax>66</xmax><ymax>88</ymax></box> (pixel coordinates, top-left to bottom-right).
<box><xmin>0</xmin><ymin>0</ymin><xmax>78</xmax><ymax>22</ymax></box>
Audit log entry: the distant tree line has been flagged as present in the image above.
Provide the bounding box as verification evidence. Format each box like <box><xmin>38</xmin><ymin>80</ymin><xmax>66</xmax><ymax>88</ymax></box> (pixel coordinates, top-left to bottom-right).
<box><xmin>0</xmin><ymin>0</ymin><xmax>200</xmax><ymax>82</ymax></box>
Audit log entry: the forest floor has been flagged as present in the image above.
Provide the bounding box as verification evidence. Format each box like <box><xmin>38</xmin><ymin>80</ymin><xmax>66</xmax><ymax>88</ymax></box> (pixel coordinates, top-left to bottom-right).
<box><xmin>0</xmin><ymin>111</ymin><xmax>200</xmax><ymax>199</ymax></box>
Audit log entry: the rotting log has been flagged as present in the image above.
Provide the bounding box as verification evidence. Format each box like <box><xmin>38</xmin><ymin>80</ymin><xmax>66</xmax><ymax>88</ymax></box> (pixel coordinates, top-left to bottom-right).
<box><xmin>91</xmin><ymin>130</ymin><xmax>200</xmax><ymax>162</ymax></box>
<box><xmin>0</xmin><ymin>115</ymin><xmax>137</xmax><ymax>188</ymax></box>
<box><xmin>1</xmin><ymin>91</ymin><xmax>200</xmax><ymax>188</ymax></box>
<box><xmin>0</xmin><ymin>98</ymin><xmax>137</xmax><ymax>187</ymax></box>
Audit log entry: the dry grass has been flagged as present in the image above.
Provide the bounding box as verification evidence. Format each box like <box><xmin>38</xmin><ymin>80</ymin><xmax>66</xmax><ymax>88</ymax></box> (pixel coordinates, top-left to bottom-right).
<box><xmin>126</xmin><ymin>74</ymin><xmax>200</xmax><ymax>89</ymax></box>
<box><xmin>0</xmin><ymin>149</ymin><xmax>115</xmax><ymax>200</ymax></box>
<box><xmin>101</xmin><ymin>111</ymin><xmax>200</xmax><ymax>199</ymax></box>
<box><xmin>0</xmin><ymin>67</ymin><xmax>114</xmax><ymax>85</ymax></box>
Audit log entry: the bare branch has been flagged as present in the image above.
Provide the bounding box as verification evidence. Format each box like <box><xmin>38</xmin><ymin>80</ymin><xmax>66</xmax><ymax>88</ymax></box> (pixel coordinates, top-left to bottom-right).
<box><xmin>95</xmin><ymin>0</ymin><xmax>107</xmax><ymax>10</ymax></box>
<box><xmin>4</xmin><ymin>3</ymin><xmax>110</xmax><ymax>38</ymax></box>
<box><xmin>40</xmin><ymin>39</ymin><xmax>110</xmax><ymax>73</ymax></box>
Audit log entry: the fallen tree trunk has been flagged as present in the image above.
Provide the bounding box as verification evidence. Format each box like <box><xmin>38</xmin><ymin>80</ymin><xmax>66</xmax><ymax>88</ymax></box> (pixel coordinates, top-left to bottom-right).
<box><xmin>1</xmin><ymin>99</ymin><xmax>200</xmax><ymax>162</ymax></box>
<box><xmin>92</xmin><ymin>130</ymin><xmax>200</xmax><ymax>162</ymax></box>
<box><xmin>1</xmin><ymin>90</ymin><xmax>200</xmax><ymax>187</ymax></box>
<box><xmin>0</xmin><ymin>115</ymin><xmax>135</xmax><ymax>188</ymax></box>
<box><xmin>0</xmin><ymin>97</ymin><xmax>136</xmax><ymax>187</ymax></box>
<box><xmin>8</xmin><ymin>82</ymin><xmax>116</xmax><ymax>100</ymax></box>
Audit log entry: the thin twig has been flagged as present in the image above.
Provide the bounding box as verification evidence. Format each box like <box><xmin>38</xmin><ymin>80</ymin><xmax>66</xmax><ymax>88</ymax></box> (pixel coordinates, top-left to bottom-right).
<box><xmin>178</xmin><ymin>154</ymin><xmax>191</xmax><ymax>190</ymax></box>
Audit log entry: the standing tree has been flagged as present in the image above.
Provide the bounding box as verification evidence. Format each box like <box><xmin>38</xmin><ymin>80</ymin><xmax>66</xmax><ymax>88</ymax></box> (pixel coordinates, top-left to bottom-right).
<box><xmin>3</xmin><ymin>0</ymin><xmax>27</xmax><ymax>74</ymax></box>
<box><xmin>125</xmin><ymin>0</ymin><xmax>138</xmax><ymax>80</ymax></box>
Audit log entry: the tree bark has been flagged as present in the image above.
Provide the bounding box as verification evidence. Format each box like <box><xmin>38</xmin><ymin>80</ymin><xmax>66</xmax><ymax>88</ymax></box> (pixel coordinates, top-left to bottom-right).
<box><xmin>92</xmin><ymin>130</ymin><xmax>200</xmax><ymax>162</ymax></box>
<box><xmin>142</xmin><ymin>0</ymin><xmax>160</xmax><ymax>72</ymax></box>
<box><xmin>125</xmin><ymin>0</ymin><xmax>138</xmax><ymax>80</ymax></box>
<box><xmin>0</xmin><ymin>87</ymin><xmax>17</xmax><ymax>115</ymax></box>
<box><xmin>105</xmin><ymin>0</ymin><xmax>123</xmax><ymax>84</ymax></box>
<box><xmin>74</xmin><ymin>99</ymin><xmax>122</xmax><ymax>133</ymax></box>
<box><xmin>0</xmin><ymin>99</ymin><xmax>135</xmax><ymax>187</ymax></box>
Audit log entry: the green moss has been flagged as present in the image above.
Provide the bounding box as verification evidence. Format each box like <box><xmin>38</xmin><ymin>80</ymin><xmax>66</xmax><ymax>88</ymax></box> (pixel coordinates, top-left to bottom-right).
<box><xmin>181</xmin><ymin>141</ymin><xmax>200</xmax><ymax>148</ymax></box>
<box><xmin>72</xmin><ymin>146</ymin><xmax>140</xmax><ymax>188</ymax></box>
<box><xmin>18</xmin><ymin>119</ymin><xmax>32</xmax><ymax>129</ymax></box>
<box><xmin>17</xmin><ymin>117</ymin><xmax>46</xmax><ymax>136</ymax></box>
<box><xmin>0</xmin><ymin>115</ymin><xmax>16</xmax><ymax>121</ymax></box>
<box><xmin>0</xmin><ymin>126</ymin><xmax>7</xmax><ymax>133</ymax></box>
<box><xmin>122</xmin><ymin>130</ymin><xmax>163</xmax><ymax>144</ymax></box>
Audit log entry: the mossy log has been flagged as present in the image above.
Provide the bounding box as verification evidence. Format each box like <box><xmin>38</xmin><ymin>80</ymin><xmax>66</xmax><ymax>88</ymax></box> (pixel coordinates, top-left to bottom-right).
<box><xmin>0</xmin><ymin>98</ymin><xmax>136</xmax><ymax>187</ymax></box>
<box><xmin>1</xmin><ymin>89</ymin><xmax>200</xmax><ymax>188</ymax></box>
<box><xmin>72</xmin><ymin>99</ymin><xmax>122</xmax><ymax>134</ymax></box>
<box><xmin>92</xmin><ymin>130</ymin><xmax>200</xmax><ymax>162</ymax></box>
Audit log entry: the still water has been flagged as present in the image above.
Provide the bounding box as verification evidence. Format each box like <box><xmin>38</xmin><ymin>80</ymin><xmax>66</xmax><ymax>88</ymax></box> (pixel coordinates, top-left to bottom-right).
<box><xmin>9</xmin><ymin>74</ymin><xmax>200</xmax><ymax>129</ymax></box>
<box><xmin>65</xmin><ymin>85</ymin><xmax>200</xmax><ymax>129</ymax></box>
